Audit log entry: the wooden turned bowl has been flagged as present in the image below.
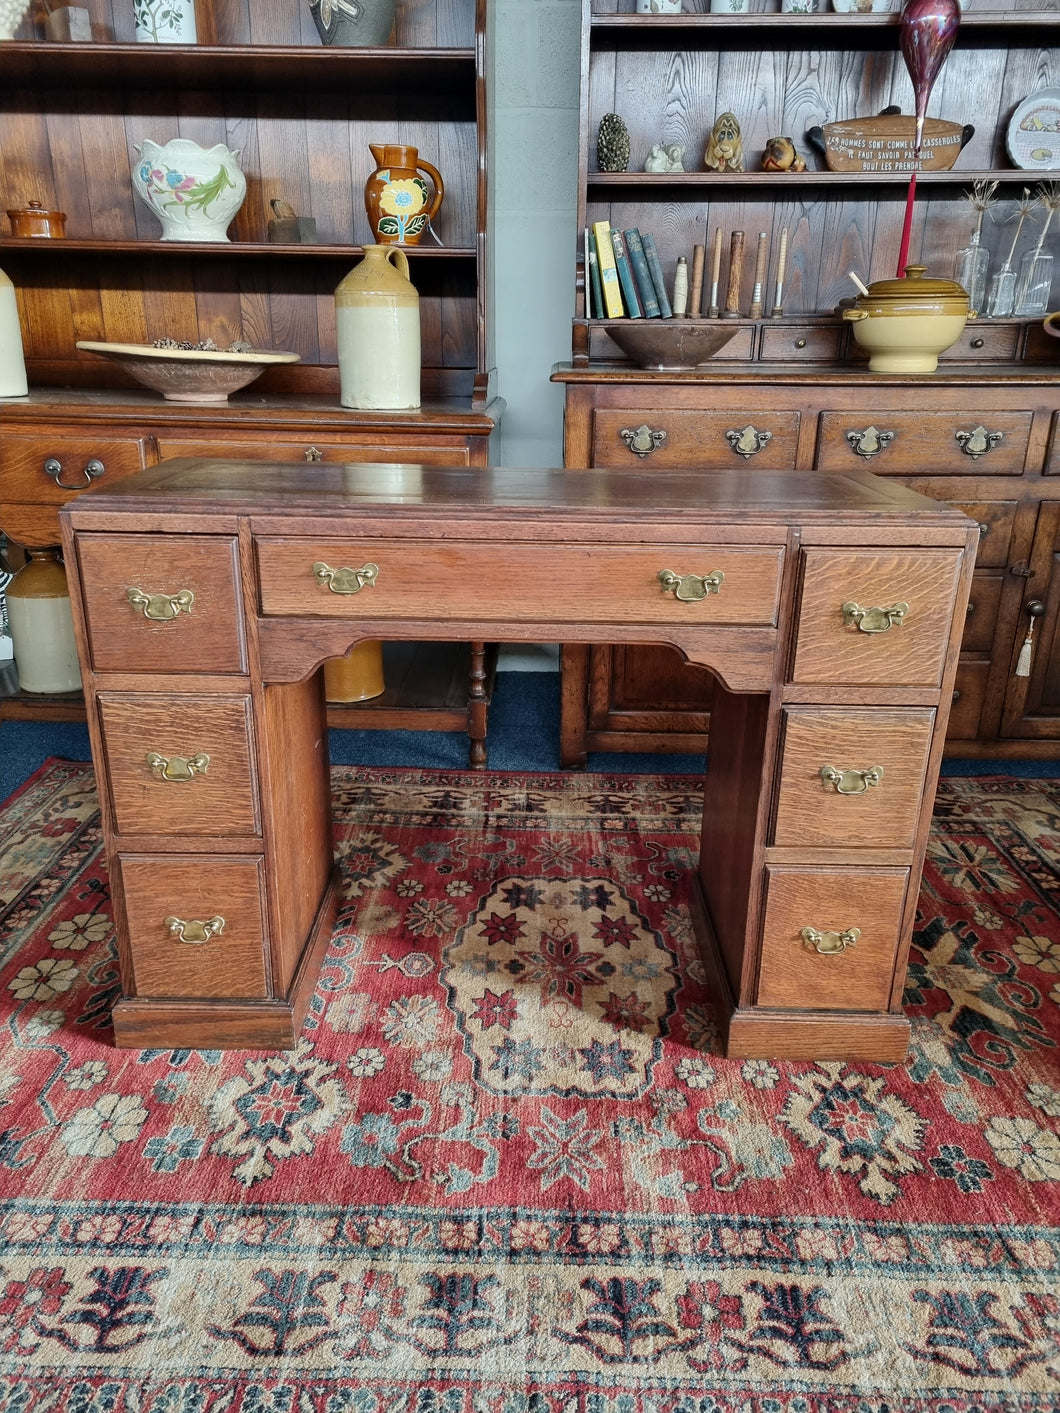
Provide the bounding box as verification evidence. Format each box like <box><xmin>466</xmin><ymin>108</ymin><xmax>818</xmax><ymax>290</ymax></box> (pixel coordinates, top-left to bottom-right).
<box><xmin>603</xmin><ymin>319</ymin><xmax>740</xmax><ymax>370</ymax></box>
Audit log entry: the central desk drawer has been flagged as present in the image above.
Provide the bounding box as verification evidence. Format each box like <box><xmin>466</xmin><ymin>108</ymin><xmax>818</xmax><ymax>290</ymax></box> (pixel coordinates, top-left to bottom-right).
<box><xmin>791</xmin><ymin>549</ymin><xmax>963</xmax><ymax>687</ymax></box>
<box><xmin>256</xmin><ymin>541</ymin><xmax>785</xmax><ymax>625</ymax></box>
<box><xmin>99</xmin><ymin>694</ymin><xmax>259</xmax><ymax>837</ymax></box>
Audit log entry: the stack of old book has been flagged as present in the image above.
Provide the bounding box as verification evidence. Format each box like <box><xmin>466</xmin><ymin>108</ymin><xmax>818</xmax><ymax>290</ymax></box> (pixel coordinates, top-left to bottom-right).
<box><xmin>585</xmin><ymin>220</ymin><xmax>673</xmax><ymax>319</ymax></box>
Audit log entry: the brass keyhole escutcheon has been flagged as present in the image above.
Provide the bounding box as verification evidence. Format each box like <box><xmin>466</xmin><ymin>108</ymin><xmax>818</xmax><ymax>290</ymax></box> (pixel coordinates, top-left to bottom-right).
<box><xmin>620</xmin><ymin>424</ymin><xmax>667</xmax><ymax>458</ymax></box>
<box><xmin>127</xmin><ymin>587</ymin><xmax>195</xmax><ymax>621</ymax></box>
<box><xmin>801</xmin><ymin>926</ymin><xmax>860</xmax><ymax>955</ymax></box>
<box><xmin>312</xmin><ymin>561</ymin><xmax>379</xmax><ymax>595</ymax></box>
<box><xmin>820</xmin><ymin>764</ymin><xmax>884</xmax><ymax>795</ymax></box>
<box><xmin>146</xmin><ymin>751</ymin><xmax>210</xmax><ymax>782</ymax></box>
<box><xmin>841</xmin><ymin>601</ymin><xmax>909</xmax><ymax>634</ymax></box>
<box><xmin>658</xmin><ymin>569</ymin><xmax>725</xmax><ymax>602</ymax></box>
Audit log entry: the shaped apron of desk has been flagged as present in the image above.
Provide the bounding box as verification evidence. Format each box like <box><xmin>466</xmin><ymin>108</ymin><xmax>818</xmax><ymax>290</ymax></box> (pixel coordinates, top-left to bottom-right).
<box><xmin>59</xmin><ymin>461</ymin><xmax>978</xmax><ymax>1060</ymax></box>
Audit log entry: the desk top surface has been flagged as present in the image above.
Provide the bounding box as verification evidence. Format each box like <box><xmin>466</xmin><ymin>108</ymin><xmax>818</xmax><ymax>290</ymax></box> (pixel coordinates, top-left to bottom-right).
<box><xmin>62</xmin><ymin>460</ymin><xmax>973</xmax><ymax>533</ymax></box>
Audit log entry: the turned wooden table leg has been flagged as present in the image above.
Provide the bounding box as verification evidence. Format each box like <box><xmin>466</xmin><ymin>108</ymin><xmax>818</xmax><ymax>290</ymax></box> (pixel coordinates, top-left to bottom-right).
<box><xmin>467</xmin><ymin>640</ymin><xmax>489</xmax><ymax>769</ymax></box>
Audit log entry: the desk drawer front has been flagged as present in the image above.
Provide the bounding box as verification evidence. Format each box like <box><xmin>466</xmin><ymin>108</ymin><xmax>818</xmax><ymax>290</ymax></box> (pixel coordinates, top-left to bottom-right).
<box><xmin>257</xmin><ymin>540</ymin><xmax>785</xmax><ymax>626</ymax></box>
<box><xmin>99</xmin><ymin>694</ymin><xmax>258</xmax><ymax>837</ymax></box>
<box><xmin>773</xmin><ymin>707</ymin><xmax>935</xmax><ymax>849</ymax></box>
<box><xmin>791</xmin><ymin>549</ymin><xmax>962</xmax><ymax>686</ymax></box>
<box><xmin>591</xmin><ymin>410</ymin><xmax>800</xmax><ymax>469</ymax></box>
<box><xmin>757</xmin><ymin>866</ymin><xmax>910</xmax><ymax>1012</ymax></box>
<box><xmin>117</xmin><ymin>855</ymin><xmax>268</xmax><ymax>999</ymax></box>
<box><xmin>816</xmin><ymin>411</ymin><xmax>1031</xmax><ymax>475</ymax></box>
<box><xmin>76</xmin><ymin>534</ymin><xmax>246</xmax><ymax>674</ymax></box>
<box><xmin>1</xmin><ymin>435</ymin><xmax>150</xmax><ymax>504</ymax></box>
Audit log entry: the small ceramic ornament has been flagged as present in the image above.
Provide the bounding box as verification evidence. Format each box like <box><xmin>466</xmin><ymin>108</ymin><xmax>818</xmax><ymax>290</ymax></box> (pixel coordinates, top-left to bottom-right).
<box><xmin>134</xmin><ymin>0</ymin><xmax>197</xmax><ymax>43</ymax></box>
<box><xmin>364</xmin><ymin>143</ymin><xmax>444</xmax><ymax>245</ymax></box>
<box><xmin>308</xmin><ymin>0</ymin><xmax>396</xmax><ymax>48</ymax></box>
<box><xmin>637</xmin><ymin>0</ymin><xmax>681</xmax><ymax>11</ymax></box>
<box><xmin>704</xmin><ymin>113</ymin><xmax>744</xmax><ymax>173</ymax></box>
<box><xmin>597</xmin><ymin>113</ymin><xmax>631</xmax><ymax>173</ymax></box>
<box><xmin>761</xmin><ymin>136</ymin><xmax>806</xmax><ymax>173</ymax></box>
<box><xmin>644</xmin><ymin>144</ymin><xmax>685</xmax><ymax>174</ymax></box>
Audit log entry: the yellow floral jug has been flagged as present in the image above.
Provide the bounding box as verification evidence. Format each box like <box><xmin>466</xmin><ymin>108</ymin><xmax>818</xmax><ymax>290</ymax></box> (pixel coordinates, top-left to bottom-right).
<box><xmin>335</xmin><ymin>244</ymin><xmax>421</xmax><ymax>410</ymax></box>
<box><xmin>364</xmin><ymin>143</ymin><xmax>443</xmax><ymax>246</ymax></box>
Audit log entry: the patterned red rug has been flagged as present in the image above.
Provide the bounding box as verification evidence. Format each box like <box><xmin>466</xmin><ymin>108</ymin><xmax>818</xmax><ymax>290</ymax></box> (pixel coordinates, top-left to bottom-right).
<box><xmin>1</xmin><ymin>758</ymin><xmax>1058</xmax><ymax>1410</ymax></box>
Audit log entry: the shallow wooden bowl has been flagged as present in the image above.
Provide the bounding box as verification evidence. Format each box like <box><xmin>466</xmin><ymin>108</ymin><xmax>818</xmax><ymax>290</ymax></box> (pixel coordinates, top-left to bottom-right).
<box><xmin>75</xmin><ymin>341</ymin><xmax>300</xmax><ymax>402</ymax></box>
<box><xmin>603</xmin><ymin>320</ymin><xmax>740</xmax><ymax>370</ymax></box>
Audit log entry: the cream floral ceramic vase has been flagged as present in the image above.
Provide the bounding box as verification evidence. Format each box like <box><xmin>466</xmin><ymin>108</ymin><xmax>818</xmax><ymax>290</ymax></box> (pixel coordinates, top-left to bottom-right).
<box><xmin>133</xmin><ymin>138</ymin><xmax>246</xmax><ymax>242</ymax></box>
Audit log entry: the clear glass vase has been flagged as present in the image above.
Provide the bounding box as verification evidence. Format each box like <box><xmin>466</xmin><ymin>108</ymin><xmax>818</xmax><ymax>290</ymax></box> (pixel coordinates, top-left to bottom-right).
<box><xmin>954</xmin><ymin>233</ymin><xmax>990</xmax><ymax>315</ymax></box>
<box><xmin>1013</xmin><ymin>250</ymin><xmax>1053</xmax><ymax>316</ymax></box>
<box><xmin>985</xmin><ymin>263</ymin><xmax>1017</xmax><ymax>318</ymax></box>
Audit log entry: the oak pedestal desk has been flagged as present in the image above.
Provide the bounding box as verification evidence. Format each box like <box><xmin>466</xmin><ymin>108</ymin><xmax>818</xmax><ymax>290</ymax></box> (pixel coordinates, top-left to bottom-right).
<box><xmin>59</xmin><ymin>460</ymin><xmax>977</xmax><ymax>1061</ymax></box>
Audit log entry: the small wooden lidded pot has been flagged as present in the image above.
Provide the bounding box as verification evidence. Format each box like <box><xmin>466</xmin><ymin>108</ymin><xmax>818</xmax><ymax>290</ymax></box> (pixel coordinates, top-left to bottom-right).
<box><xmin>6</xmin><ymin>201</ymin><xmax>66</xmax><ymax>238</ymax></box>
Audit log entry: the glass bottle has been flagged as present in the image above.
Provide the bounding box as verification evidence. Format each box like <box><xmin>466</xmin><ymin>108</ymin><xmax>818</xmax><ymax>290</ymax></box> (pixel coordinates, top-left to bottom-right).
<box><xmin>1013</xmin><ymin>249</ymin><xmax>1053</xmax><ymax>317</ymax></box>
<box><xmin>953</xmin><ymin>231</ymin><xmax>989</xmax><ymax>315</ymax></box>
<box><xmin>985</xmin><ymin>261</ymin><xmax>1017</xmax><ymax>318</ymax></box>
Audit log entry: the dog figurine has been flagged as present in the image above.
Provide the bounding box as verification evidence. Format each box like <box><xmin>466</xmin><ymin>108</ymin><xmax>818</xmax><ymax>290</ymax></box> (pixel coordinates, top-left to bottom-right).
<box><xmin>761</xmin><ymin>136</ymin><xmax>806</xmax><ymax>173</ymax></box>
<box><xmin>704</xmin><ymin>112</ymin><xmax>744</xmax><ymax>173</ymax></box>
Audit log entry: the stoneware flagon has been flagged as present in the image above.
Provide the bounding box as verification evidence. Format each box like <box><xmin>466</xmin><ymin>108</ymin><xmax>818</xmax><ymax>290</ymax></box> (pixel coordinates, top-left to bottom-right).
<box><xmin>364</xmin><ymin>144</ymin><xmax>443</xmax><ymax>246</ymax></box>
<box><xmin>132</xmin><ymin>139</ymin><xmax>246</xmax><ymax>242</ymax></box>
<box><xmin>335</xmin><ymin>244</ymin><xmax>421</xmax><ymax>410</ymax></box>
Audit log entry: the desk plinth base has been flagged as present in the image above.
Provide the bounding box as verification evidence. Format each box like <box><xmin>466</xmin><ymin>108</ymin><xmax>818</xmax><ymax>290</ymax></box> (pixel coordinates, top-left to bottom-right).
<box><xmin>111</xmin><ymin>872</ymin><xmax>340</xmax><ymax>1051</ymax></box>
<box><xmin>692</xmin><ymin>877</ymin><xmax>911</xmax><ymax>1065</ymax></box>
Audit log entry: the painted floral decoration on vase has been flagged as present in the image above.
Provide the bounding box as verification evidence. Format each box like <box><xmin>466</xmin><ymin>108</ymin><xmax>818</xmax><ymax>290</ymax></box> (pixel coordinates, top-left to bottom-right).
<box><xmin>133</xmin><ymin>0</ymin><xmax>197</xmax><ymax>43</ymax></box>
<box><xmin>133</xmin><ymin>139</ymin><xmax>246</xmax><ymax>242</ymax></box>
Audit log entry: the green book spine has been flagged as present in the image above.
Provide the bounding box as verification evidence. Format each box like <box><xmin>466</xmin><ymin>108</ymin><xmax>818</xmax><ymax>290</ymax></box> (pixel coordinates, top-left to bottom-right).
<box><xmin>623</xmin><ymin>229</ymin><xmax>662</xmax><ymax>318</ymax></box>
<box><xmin>585</xmin><ymin>227</ymin><xmax>604</xmax><ymax>319</ymax></box>
<box><xmin>610</xmin><ymin>229</ymin><xmax>643</xmax><ymax>318</ymax></box>
<box><xmin>640</xmin><ymin>232</ymin><xmax>673</xmax><ymax>318</ymax></box>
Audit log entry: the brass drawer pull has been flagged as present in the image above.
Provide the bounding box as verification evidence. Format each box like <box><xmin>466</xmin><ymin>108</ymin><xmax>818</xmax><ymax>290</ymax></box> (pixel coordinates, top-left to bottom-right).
<box><xmin>43</xmin><ymin>456</ymin><xmax>106</xmax><ymax>488</ymax></box>
<box><xmin>841</xmin><ymin>600</ymin><xmax>908</xmax><ymax>634</ymax></box>
<box><xmin>164</xmin><ymin>914</ymin><xmax>225</xmax><ymax>945</ymax></box>
<box><xmin>820</xmin><ymin>764</ymin><xmax>883</xmax><ymax>795</ymax></box>
<box><xmin>955</xmin><ymin>425</ymin><xmax>1004</xmax><ymax>459</ymax></box>
<box><xmin>846</xmin><ymin>426</ymin><xmax>895</xmax><ymax>459</ymax></box>
<box><xmin>726</xmin><ymin>424</ymin><xmax>772</xmax><ymax>459</ymax></box>
<box><xmin>304</xmin><ymin>446</ymin><xmax>324</xmax><ymax>462</ymax></box>
<box><xmin>312</xmin><ymin>561</ymin><xmax>379</xmax><ymax>595</ymax></box>
<box><xmin>801</xmin><ymin>925</ymin><xmax>860</xmax><ymax>955</ymax></box>
<box><xmin>620</xmin><ymin>424</ymin><xmax>667</xmax><ymax>457</ymax></box>
<box><xmin>658</xmin><ymin>569</ymin><xmax>725</xmax><ymax>602</ymax></box>
<box><xmin>145</xmin><ymin>751</ymin><xmax>210</xmax><ymax>782</ymax></box>
<box><xmin>127</xmin><ymin>587</ymin><xmax>195</xmax><ymax>620</ymax></box>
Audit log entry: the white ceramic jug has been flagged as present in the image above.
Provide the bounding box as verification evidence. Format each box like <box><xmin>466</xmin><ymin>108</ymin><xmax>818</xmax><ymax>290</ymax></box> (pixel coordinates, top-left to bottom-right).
<box><xmin>132</xmin><ymin>139</ymin><xmax>246</xmax><ymax>242</ymax></box>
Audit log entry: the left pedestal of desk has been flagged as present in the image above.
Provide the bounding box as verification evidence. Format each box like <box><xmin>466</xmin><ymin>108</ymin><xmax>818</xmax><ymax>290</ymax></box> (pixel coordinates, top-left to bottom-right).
<box><xmin>61</xmin><ymin>523</ymin><xmax>338</xmax><ymax>1050</ymax></box>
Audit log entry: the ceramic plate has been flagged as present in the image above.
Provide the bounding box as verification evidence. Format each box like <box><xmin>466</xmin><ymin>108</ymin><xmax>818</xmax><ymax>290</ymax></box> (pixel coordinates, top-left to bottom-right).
<box><xmin>1006</xmin><ymin>88</ymin><xmax>1060</xmax><ymax>171</ymax></box>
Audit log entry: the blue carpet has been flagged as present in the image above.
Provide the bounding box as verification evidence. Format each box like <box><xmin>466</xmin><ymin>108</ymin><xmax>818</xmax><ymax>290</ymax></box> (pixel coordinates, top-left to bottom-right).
<box><xmin>2</xmin><ymin>670</ymin><xmax>1057</xmax><ymax>805</ymax></box>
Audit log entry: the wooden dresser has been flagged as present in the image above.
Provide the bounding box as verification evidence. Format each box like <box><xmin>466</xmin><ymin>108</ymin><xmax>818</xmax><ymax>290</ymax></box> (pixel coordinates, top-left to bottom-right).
<box><xmin>61</xmin><ymin>459</ymin><xmax>976</xmax><ymax>1061</ymax></box>
<box><xmin>554</xmin><ymin>363</ymin><xmax>1060</xmax><ymax>765</ymax></box>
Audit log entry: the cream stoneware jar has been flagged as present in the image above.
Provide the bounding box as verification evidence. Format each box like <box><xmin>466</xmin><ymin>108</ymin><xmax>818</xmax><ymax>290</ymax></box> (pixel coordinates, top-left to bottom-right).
<box><xmin>842</xmin><ymin>265</ymin><xmax>969</xmax><ymax>373</ymax></box>
<box><xmin>335</xmin><ymin>245</ymin><xmax>421</xmax><ymax>410</ymax></box>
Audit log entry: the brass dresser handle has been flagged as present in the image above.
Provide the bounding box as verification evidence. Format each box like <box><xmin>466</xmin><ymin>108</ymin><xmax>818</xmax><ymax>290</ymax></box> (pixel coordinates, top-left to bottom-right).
<box><xmin>127</xmin><ymin>587</ymin><xmax>195</xmax><ymax>620</ymax></box>
<box><xmin>820</xmin><ymin>764</ymin><xmax>883</xmax><ymax>795</ymax></box>
<box><xmin>620</xmin><ymin>424</ymin><xmax>667</xmax><ymax>457</ymax></box>
<box><xmin>312</xmin><ymin>561</ymin><xmax>379</xmax><ymax>595</ymax></box>
<box><xmin>841</xmin><ymin>600</ymin><xmax>909</xmax><ymax>634</ymax></box>
<box><xmin>955</xmin><ymin>425</ymin><xmax>1003</xmax><ymax>459</ymax></box>
<box><xmin>164</xmin><ymin>915</ymin><xmax>225</xmax><ymax>945</ymax></box>
<box><xmin>801</xmin><ymin>926</ymin><xmax>860</xmax><ymax>955</ymax></box>
<box><xmin>145</xmin><ymin>751</ymin><xmax>210</xmax><ymax>782</ymax></box>
<box><xmin>726</xmin><ymin>425</ymin><xmax>772</xmax><ymax>459</ymax></box>
<box><xmin>846</xmin><ymin>426</ymin><xmax>895</xmax><ymax>459</ymax></box>
<box><xmin>658</xmin><ymin>569</ymin><xmax>725</xmax><ymax>602</ymax></box>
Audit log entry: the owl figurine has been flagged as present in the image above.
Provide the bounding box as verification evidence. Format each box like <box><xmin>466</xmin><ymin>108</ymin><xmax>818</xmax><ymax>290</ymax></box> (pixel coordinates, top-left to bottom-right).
<box><xmin>703</xmin><ymin>112</ymin><xmax>744</xmax><ymax>173</ymax></box>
